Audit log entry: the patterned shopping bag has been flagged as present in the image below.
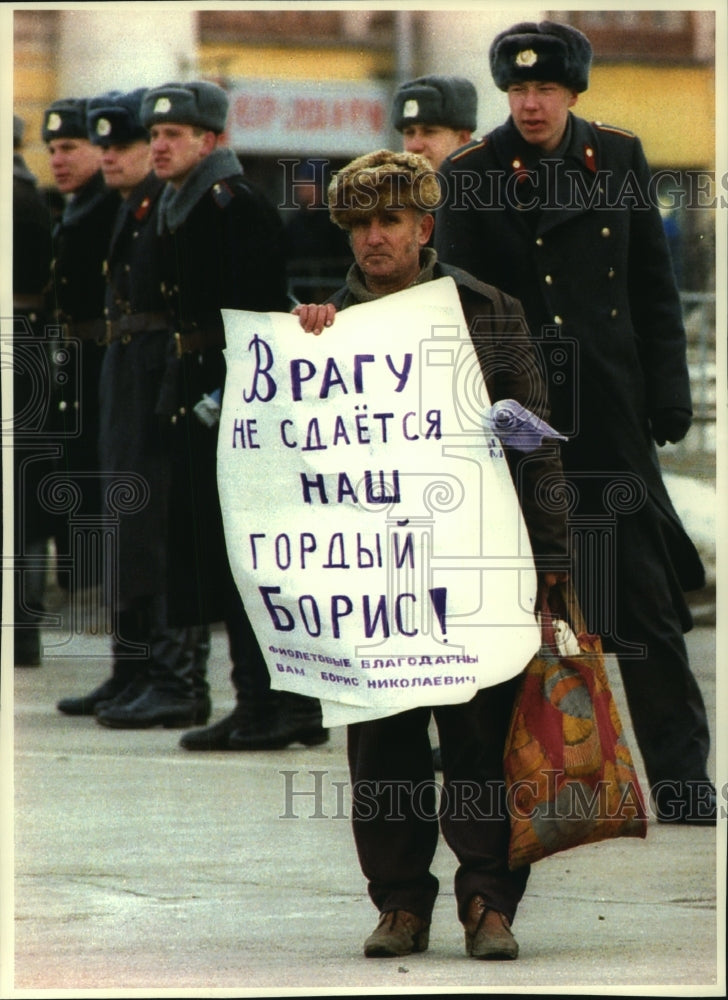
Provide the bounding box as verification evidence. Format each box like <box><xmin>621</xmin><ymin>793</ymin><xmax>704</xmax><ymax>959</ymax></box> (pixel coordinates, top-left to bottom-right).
<box><xmin>503</xmin><ymin>581</ymin><xmax>647</xmax><ymax>869</ymax></box>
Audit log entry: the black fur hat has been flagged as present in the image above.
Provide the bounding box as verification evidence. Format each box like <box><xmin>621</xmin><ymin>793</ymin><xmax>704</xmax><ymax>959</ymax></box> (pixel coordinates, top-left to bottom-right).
<box><xmin>489</xmin><ymin>21</ymin><xmax>592</xmax><ymax>93</ymax></box>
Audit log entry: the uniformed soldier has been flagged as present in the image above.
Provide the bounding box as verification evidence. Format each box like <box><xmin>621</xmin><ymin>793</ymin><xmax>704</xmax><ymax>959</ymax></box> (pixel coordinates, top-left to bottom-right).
<box><xmin>435</xmin><ymin>20</ymin><xmax>716</xmax><ymax>824</ymax></box>
<box><xmin>41</xmin><ymin>97</ymin><xmax>120</xmax><ymax>596</ymax></box>
<box><xmin>12</xmin><ymin>114</ymin><xmax>54</xmax><ymax>667</ymax></box>
<box><xmin>52</xmin><ymin>89</ymin><xmax>210</xmax><ymax>728</ymax></box>
<box><xmin>392</xmin><ymin>74</ymin><xmax>478</xmax><ymax>171</ymax></box>
<box><xmin>97</xmin><ymin>79</ymin><xmax>326</xmax><ymax>745</ymax></box>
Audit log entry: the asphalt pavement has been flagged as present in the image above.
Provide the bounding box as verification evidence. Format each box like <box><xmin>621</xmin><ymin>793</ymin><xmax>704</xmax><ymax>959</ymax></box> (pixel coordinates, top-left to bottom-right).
<box><xmin>5</xmin><ymin>600</ymin><xmax>724</xmax><ymax>997</ymax></box>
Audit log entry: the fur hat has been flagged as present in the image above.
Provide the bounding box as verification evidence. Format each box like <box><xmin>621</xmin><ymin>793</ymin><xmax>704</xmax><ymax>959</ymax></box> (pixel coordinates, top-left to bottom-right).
<box><xmin>328</xmin><ymin>149</ymin><xmax>441</xmax><ymax>230</ymax></box>
<box><xmin>140</xmin><ymin>81</ymin><xmax>229</xmax><ymax>133</ymax></box>
<box><xmin>42</xmin><ymin>98</ymin><xmax>89</xmax><ymax>143</ymax></box>
<box><xmin>489</xmin><ymin>20</ymin><xmax>592</xmax><ymax>93</ymax></box>
<box><xmin>87</xmin><ymin>88</ymin><xmax>149</xmax><ymax>146</ymax></box>
<box><xmin>392</xmin><ymin>75</ymin><xmax>477</xmax><ymax>132</ymax></box>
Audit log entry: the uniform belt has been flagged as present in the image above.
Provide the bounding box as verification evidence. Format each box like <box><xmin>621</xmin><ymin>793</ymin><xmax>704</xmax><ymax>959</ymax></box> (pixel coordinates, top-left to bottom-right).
<box><xmin>106</xmin><ymin>311</ymin><xmax>169</xmax><ymax>342</ymax></box>
<box><xmin>174</xmin><ymin>327</ymin><xmax>226</xmax><ymax>357</ymax></box>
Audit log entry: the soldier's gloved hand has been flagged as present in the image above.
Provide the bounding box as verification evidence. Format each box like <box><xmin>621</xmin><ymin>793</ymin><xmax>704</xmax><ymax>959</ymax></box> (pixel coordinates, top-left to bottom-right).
<box><xmin>650</xmin><ymin>407</ymin><xmax>692</xmax><ymax>446</ymax></box>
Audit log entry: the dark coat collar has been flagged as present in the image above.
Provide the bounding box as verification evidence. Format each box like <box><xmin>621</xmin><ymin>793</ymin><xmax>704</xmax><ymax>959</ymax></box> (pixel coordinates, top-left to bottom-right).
<box><xmin>492</xmin><ymin>112</ymin><xmax>598</xmax><ymax>172</ymax></box>
<box><xmin>108</xmin><ymin>171</ymin><xmax>165</xmax><ymax>258</ymax></box>
<box><xmin>60</xmin><ymin>170</ymin><xmax>114</xmax><ymax>227</ymax></box>
<box><xmin>157</xmin><ymin>147</ymin><xmax>243</xmax><ymax>233</ymax></box>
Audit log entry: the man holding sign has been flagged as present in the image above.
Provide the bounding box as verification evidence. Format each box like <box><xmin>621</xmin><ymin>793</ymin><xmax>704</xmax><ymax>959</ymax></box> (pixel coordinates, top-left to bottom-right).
<box><xmin>294</xmin><ymin>151</ymin><xmax>568</xmax><ymax>960</ymax></box>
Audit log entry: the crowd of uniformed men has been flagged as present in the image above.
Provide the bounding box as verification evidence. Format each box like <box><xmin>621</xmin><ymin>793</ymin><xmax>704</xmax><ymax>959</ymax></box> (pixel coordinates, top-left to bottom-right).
<box><xmin>13</xmin><ymin>80</ymin><xmax>331</xmax><ymax>749</ymax></box>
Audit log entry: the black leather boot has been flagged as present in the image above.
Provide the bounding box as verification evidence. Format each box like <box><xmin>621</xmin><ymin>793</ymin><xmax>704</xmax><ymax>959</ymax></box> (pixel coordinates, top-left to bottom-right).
<box><xmin>180</xmin><ymin>626</ymin><xmax>276</xmax><ymax>750</ymax></box>
<box><xmin>57</xmin><ymin>605</ymin><xmax>149</xmax><ymax>715</ymax></box>
<box><xmin>229</xmin><ymin>691</ymin><xmax>329</xmax><ymax>750</ymax></box>
<box><xmin>94</xmin><ymin>673</ymin><xmax>151</xmax><ymax>714</ymax></box>
<box><xmin>96</xmin><ymin>624</ymin><xmax>210</xmax><ymax>729</ymax></box>
<box><xmin>96</xmin><ymin>684</ymin><xmax>209</xmax><ymax>729</ymax></box>
<box><xmin>57</xmin><ymin>674</ymin><xmax>136</xmax><ymax>716</ymax></box>
<box><xmin>179</xmin><ymin>703</ymin><xmax>252</xmax><ymax>750</ymax></box>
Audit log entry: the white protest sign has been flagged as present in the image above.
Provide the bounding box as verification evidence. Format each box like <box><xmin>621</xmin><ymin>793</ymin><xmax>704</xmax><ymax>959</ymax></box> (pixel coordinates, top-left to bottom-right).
<box><xmin>219</xmin><ymin>278</ymin><xmax>539</xmax><ymax>726</ymax></box>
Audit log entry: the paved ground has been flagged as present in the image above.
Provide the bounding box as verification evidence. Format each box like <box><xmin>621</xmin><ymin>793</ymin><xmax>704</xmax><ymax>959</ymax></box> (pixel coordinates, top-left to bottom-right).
<box><xmin>4</xmin><ymin>613</ymin><xmax>725</xmax><ymax>996</ymax></box>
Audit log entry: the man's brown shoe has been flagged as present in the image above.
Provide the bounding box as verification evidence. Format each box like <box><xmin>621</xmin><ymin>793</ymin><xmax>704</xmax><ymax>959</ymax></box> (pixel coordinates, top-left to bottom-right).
<box><xmin>363</xmin><ymin>909</ymin><xmax>430</xmax><ymax>958</ymax></box>
<box><xmin>463</xmin><ymin>895</ymin><xmax>518</xmax><ymax>960</ymax></box>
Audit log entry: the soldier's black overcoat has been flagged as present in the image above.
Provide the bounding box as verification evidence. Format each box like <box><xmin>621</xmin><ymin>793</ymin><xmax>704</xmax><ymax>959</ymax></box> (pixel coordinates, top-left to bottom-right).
<box><xmin>435</xmin><ymin>113</ymin><xmax>704</xmax><ymax>640</ymax></box>
<box><xmin>13</xmin><ymin>156</ymin><xmax>54</xmax><ymax>546</ymax></box>
<box><xmin>98</xmin><ymin>171</ymin><xmax>171</xmax><ymax>608</ymax></box>
<box><xmin>158</xmin><ymin>161</ymin><xmax>290</xmax><ymax>626</ymax></box>
<box><xmin>46</xmin><ymin>171</ymin><xmax>119</xmax><ymax>586</ymax></box>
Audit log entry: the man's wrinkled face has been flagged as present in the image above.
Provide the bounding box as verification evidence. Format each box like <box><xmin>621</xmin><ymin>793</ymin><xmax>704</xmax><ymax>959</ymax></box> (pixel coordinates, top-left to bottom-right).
<box><xmin>47</xmin><ymin>138</ymin><xmax>102</xmax><ymax>194</ymax></box>
<box><xmin>507</xmin><ymin>81</ymin><xmax>577</xmax><ymax>152</ymax></box>
<box><xmin>348</xmin><ymin>205</ymin><xmax>434</xmax><ymax>293</ymax></box>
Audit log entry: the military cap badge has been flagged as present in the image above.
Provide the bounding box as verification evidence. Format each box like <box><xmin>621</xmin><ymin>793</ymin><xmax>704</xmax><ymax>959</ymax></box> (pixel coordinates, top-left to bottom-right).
<box><xmin>47</xmin><ymin>112</ymin><xmax>62</xmax><ymax>131</ymax></box>
<box><xmin>403</xmin><ymin>99</ymin><xmax>419</xmax><ymax>119</ymax></box>
<box><xmin>154</xmin><ymin>97</ymin><xmax>172</xmax><ymax>114</ymax></box>
<box><xmin>516</xmin><ymin>49</ymin><xmax>538</xmax><ymax>67</ymax></box>
<box><xmin>96</xmin><ymin>117</ymin><xmax>112</xmax><ymax>137</ymax></box>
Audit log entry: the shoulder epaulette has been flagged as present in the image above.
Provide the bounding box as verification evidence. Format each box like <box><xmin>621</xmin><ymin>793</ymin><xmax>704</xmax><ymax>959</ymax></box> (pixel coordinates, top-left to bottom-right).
<box><xmin>211</xmin><ymin>180</ymin><xmax>235</xmax><ymax>209</ymax></box>
<box><xmin>133</xmin><ymin>196</ymin><xmax>152</xmax><ymax>222</ymax></box>
<box><xmin>449</xmin><ymin>137</ymin><xmax>489</xmax><ymax>163</ymax></box>
<box><xmin>592</xmin><ymin>122</ymin><xmax>636</xmax><ymax>139</ymax></box>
